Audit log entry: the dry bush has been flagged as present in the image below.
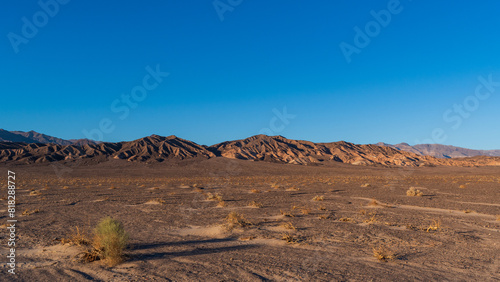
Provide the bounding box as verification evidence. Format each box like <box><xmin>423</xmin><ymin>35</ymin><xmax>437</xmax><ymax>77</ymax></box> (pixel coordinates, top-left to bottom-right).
<box><xmin>62</xmin><ymin>226</ymin><xmax>90</xmax><ymax>246</ymax></box>
<box><xmin>365</xmin><ymin>214</ymin><xmax>377</xmax><ymax>224</ymax></box>
<box><xmin>148</xmin><ymin>198</ymin><xmax>165</xmax><ymax>205</ymax></box>
<box><xmin>317</xmin><ymin>206</ymin><xmax>326</xmax><ymax>211</ymax></box>
<box><xmin>406</xmin><ymin>187</ymin><xmax>423</xmax><ymax>197</ymax></box>
<box><xmin>206</xmin><ymin>192</ymin><xmax>223</xmax><ymax>201</ymax></box>
<box><xmin>496</xmin><ymin>215</ymin><xmax>500</xmax><ymax>221</ymax></box>
<box><xmin>250</xmin><ymin>189</ymin><xmax>261</xmax><ymax>193</ymax></box>
<box><xmin>281</xmin><ymin>233</ymin><xmax>300</xmax><ymax>244</ymax></box>
<box><xmin>62</xmin><ymin>186</ymin><xmax>69</xmax><ymax>189</ymax></box>
<box><xmin>270</xmin><ymin>183</ymin><xmax>280</xmax><ymax>189</ymax></box>
<box><xmin>248</xmin><ymin>201</ymin><xmax>263</xmax><ymax>208</ymax></box>
<box><xmin>280</xmin><ymin>210</ymin><xmax>295</xmax><ymax>217</ymax></box>
<box><xmin>426</xmin><ymin>220</ymin><xmax>441</xmax><ymax>232</ymax></box>
<box><xmin>372</xmin><ymin>245</ymin><xmax>395</xmax><ymax>262</ymax></box>
<box><xmin>301</xmin><ymin>208</ymin><xmax>311</xmax><ymax>215</ymax></box>
<box><xmin>281</xmin><ymin>222</ymin><xmax>296</xmax><ymax>230</ymax></box>
<box><xmin>22</xmin><ymin>209</ymin><xmax>39</xmax><ymax>216</ymax></box>
<box><xmin>312</xmin><ymin>195</ymin><xmax>324</xmax><ymax>201</ymax></box>
<box><xmin>225</xmin><ymin>212</ymin><xmax>251</xmax><ymax>230</ymax></box>
<box><xmin>459</xmin><ymin>184</ymin><xmax>466</xmax><ymax>189</ymax></box>
<box><xmin>217</xmin><ymin>201</ymin><xmax>227</xmax><ymax>207</ymax></box>
<box><xmin>367</xmin><ymin>199</ymin><xmax>379</xmax><ymax>206</ymax></box>
<box><xmin>360</xmin><ymin>183</ymin><xmax>371</xmax><ymax>187</ymax></box>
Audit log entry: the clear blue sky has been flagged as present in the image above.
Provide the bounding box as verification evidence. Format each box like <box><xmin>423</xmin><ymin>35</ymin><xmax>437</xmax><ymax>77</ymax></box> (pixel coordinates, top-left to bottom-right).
<box><xmin>1</xmin><ymin>0</ymin><xmax>499</xmax><ymax>149</ymax></box>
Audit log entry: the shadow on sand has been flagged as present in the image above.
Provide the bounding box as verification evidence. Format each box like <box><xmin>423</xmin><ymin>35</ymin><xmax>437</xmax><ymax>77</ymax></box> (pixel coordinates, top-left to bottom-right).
<box><xmin>130</xmin><ymin>238</ymin><xmax>258</xmax><ymax>261</ymax></box>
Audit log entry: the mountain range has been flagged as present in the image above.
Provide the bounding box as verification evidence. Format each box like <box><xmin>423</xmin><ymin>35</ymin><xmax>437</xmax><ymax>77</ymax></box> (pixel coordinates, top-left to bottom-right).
<box><xmin>1</xmin><ymin>129</ymin><xmax>499</xmax><ymax>167</ymax></box>
<box><xmin>0</xmin><ymin>129</ymin><xmax>97</xmax><ymax>146</ymax></box>
<box><xmin>377</xmin><ymin>142</ymin><xmax>500</xmax><ymax>159</ymax></box>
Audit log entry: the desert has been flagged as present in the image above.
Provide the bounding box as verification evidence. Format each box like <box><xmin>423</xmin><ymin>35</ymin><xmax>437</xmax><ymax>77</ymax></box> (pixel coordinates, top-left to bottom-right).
<box><xmin>3</xmin><ymin>1</ymin><xmax>500</xmax><ymax>281</ymax></box>
<box><xmin>0</xmin><ymin>134</ymin><xmax>499</xmax><ymax>281</ymax></box>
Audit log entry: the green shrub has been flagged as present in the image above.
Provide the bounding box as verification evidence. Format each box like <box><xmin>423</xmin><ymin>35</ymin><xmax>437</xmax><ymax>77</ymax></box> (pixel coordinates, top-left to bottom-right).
<box><xmin>93</xmin><ymin>217</ymin><xmax>129</xmax><ymax>266</ymax></box>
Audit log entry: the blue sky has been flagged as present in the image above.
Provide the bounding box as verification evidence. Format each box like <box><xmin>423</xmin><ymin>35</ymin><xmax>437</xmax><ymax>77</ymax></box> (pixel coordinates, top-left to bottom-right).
<box><xmin>1</xmin><ymin>0</ymin><xmax>499</xmax><ymax>149</ymax></box>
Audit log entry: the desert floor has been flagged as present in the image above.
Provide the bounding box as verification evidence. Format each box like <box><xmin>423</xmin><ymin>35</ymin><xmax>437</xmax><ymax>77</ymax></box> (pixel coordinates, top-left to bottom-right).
<box><xmin>1</xmin><ymin>158</ymin><xmax>499</xmax><ymax>281</ymax></box>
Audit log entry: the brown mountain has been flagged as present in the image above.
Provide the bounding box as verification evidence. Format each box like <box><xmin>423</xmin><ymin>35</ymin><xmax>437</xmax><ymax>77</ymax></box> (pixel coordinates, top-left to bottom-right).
<box><xmin>378</xmin><ymin>142</ymin><xmax>500</xmax><ymax>158</ymax></box>
<box><xmin>112</xmin><ymin>135</ymin><xmax>215</xmax><ymax>162</ymax></box>
<box><xmin>1</xmin><ymin>133</ymin><xmax>499</xmax><ymax>167</ymax></box>
<box><xmin>0</xmin><ymin>135</ymin><xmax>214</xmax><ymax>164</ymax></box>
<box><xmin>210</xmin><ymin>135</ymin><xmax>434</xmax><ymax>166</ymax></box>
<box><xmin>0</xmin><ymin>129</ymin><xmax>98</xmax><ymax>146</ymax></box>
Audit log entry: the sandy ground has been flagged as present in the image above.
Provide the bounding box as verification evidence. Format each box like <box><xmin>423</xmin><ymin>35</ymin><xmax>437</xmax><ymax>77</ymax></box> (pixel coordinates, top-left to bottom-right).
<box><xmin>1</xmin><ymin>158</ymin><xmax>499</xmax><ymax>281</ymax></box>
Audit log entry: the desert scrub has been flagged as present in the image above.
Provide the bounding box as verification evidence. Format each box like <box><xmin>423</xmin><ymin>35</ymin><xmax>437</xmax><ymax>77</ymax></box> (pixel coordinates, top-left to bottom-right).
<box><xmin>281</xmin><ymin>222</ymin><xmax>297</xmax><ymax>230</ymax></box>
<box><xmin>406</xmin><ymin>187</ymin><xmax>423</xmax><ymax>197</ymax></box>
<box><xmin>62</xmin><ymin>226</ymin><xmax>90</xmax><ymax>246</ymax></box>
<box><xmin>205</xmin><ymin>192</ymin><xmax>223</xmax><ymax>201</ymax></box>
<box><xmin>29</xmin><ymin>190</ymin><xmax>42</xmax><ymax>196</ymax></box>
<box><xmin>224</xmin><ymin>212</ymin><xmax>251</xmax><ymax>230</ymax></box>
<box><xmin>426</xmin><ymin>220</ymin><xmax>441</xmax><ymax>232</ymax></box>
<box><xmin>281</xmin><ymin>233</ymin><xmax>301</xmax><ymax>244</ymax></box>
<box><xmin>280</xmin><ymin>210</ymin><xmax>295</xmax><ymax>217</ymax></box>
<box><xmin>22</xmin><ymin>208</ymin><xmax>39</xmax><ymax>216</ymax></box>
<box><xmin>372</xmin><ymin>245</ymin><xmax>395</xmax><ymax>262</ymax></box>
<box><xmin>248</xmin><ymin>201</ymin><xmax>263</xmax><ymax>208</ymax></box>
<box><xmin>93</xmin><ymin>217</ymin><xmax>129</xmax><ymax>266</ymax></box>
<box><xmin>312</xmin><ymin>195</ymin><xmax>324</xmax><ymax>201</ymax></box>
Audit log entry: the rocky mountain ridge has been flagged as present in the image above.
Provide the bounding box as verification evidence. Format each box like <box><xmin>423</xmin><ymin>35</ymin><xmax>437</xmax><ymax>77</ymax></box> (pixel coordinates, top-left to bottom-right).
<box><xmin>1</xmin><ymin>134</ymin><xmax>499</xmax><ymax>167</ymax></box>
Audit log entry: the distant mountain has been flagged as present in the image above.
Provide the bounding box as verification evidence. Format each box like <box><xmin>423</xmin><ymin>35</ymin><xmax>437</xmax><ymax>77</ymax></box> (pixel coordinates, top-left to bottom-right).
<box><xmin>0</xmin><ymin>135</ymin><xmax>214</xmax><ymax>164</ymax></box>
<box><xmin>113</xmin><ymin>135</ymin><xmax>215</xmax><ymax>162</ymax></box>
<box><xmin>377</xmin><ymin>142</ymin><xmax>500</xmax><ymax>159</ymax></box>
<box><xmin>210</xmin><ymin>135</ymin><xmax>433</xmax><ymax>166</ymax></box>
<box><xmin>1</xmin><ymin>131</ymin><xmax>499</xmax><ymax>167</ymax></box>
<box><xmin>0</xmin><ymin>129</ymin><xmax>98</xmax><ymax>146</ymax></box>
